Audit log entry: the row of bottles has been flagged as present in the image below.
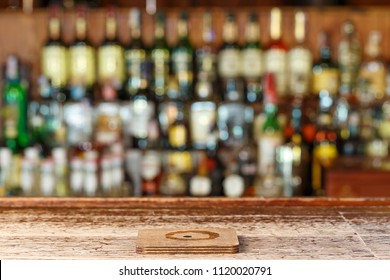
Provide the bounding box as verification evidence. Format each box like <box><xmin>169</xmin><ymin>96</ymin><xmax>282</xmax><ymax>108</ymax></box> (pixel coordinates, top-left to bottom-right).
<box><xmin>40</xmin><ymin>5</ymin><xmax>390</xmax><ymax>104</ymax></box>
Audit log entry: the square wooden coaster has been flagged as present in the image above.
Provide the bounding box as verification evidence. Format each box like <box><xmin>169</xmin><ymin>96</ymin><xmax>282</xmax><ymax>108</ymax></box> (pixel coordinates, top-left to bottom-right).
<box><xmin>136</xmin><ymin>228</ymin><xmax>239</xmax><ymax>254</ymax></box>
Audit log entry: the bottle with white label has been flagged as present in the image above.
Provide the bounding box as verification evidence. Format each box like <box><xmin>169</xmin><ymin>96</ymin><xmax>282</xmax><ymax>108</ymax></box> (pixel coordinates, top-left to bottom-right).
<box><xmin>241</xmin><ymin>12</ymin><xmax>263</xmax><ymax>103</ymax></box>
<box><xmin>98</xmin><ymin>6</ymin><xmax>125</xmax><ymax>91</ymax></box>
<box><xmin>69</xmin><ymin>156</ymin><xmax>84</xmax><ymax>196</ymax></box>
<box><xmin>288</xmin><ymin>11</ymin><xmax>312</xmax><ymax>97</ymax></box>
<box><xmin>83</xmin><ymin>159</ymin><xmax>99</xmax><ymax>197</ymax></box>
<box><xmin>264</xmin><ymin>8</ymin><xmax>288</xmax><ymax>96</ymax></box>
<box><xmin>0</xmin><ymin>148</ymin><xmax>12</xmax><ymax>196</ymax></box>
<box><xmin>218</xmin><ymin>12</ymin><xmax>244</xmax><ymax>102</ymax></box>
<box><xmin>189</xmin><ymin>151</ymin><xmax>212</xmax><ymax>197</ymax></box>
<box><xmin>41</xmin><ymin>4</ymin><xmax>68</xmax><ymax>92</ymax></box>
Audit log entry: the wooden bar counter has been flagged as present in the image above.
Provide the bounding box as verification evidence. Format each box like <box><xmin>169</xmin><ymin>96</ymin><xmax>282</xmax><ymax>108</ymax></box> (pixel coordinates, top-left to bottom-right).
<box><xmin>1</xmin><ymin>197</ymin><xmax>390</xmax><ymax>259</ymax></box>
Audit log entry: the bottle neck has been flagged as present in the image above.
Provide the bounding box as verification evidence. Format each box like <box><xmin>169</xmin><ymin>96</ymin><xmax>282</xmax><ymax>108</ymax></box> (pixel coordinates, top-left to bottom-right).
<box><xmin>48</xmin><ymin>17</ymin><xmax>61</xmax><ymax>40</ymax></box>
<box><xmin>75</xmin><ymin>17</ymin><xmax>87</xmax><ymax>40</ymax></box>
<box><xmin>245</xmin><ymin>22</ymin><xmax>259</xmax><ymax>44</ymax></box>
<box><xmin>222</xmin><ymin>21</ymin><xmax>238</xmax><ymax>44</ymax></box>
<box><xmin>202</xmin><ymin>13</ymin><xmax>213</xmax><ymax>44</ymax></box>
<box><xmin>105</xmin><ymin>17</ymin><xmax>117</xmax><ymax>40</ymax></box>
<box><xmin>294</xmin><ymin>11</ymin><xmax>306</xmax><ymax>44</ymax></box>
<box><xmin>270</xmin><ymin>8</ymin><xmax>282</xmax><ymax>41</ymax></box>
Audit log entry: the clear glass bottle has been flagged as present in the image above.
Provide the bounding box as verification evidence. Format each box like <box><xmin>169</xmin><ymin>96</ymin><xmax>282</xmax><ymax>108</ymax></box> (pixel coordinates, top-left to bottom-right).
<box><xmin>141</xmin><ymin>150</ymin><xmax>161</xmax><ymax>196</ymax></box>
<box><xmin>358</xmin><ymin>31</ymin><xmax>386</xmax><ymax>101</ymax></box>
<box><xmin>264</xmin><ymin>7</ymin><xmax>288</xmax><ymax>96</ymax></box>
<box><xmin>0</xmin><ymin>148</ymin><xmax>12</xmax><ymax>196</ymax></box>
<box><xmin>52</xmin><ymin>147</ymin><xmax>69</xmax><ymax>196</ymax></box>
<box><xmin>222</xmin><ymin>160</ymin><xmax>245</xmax><ymax>197</ymax></box>
<box><xmin>254</xmin><ymin>163</ymin><xmax>283</xmax><ymax>197</ymax></box>
<box><xmin>338</xmin><ymin>20</ymin><xmax>361</xmax><ymax>96</ymax></box>
<box><xmin>288</xmin><ymin>11</ymin><xmax>312</xmax><ymax>97</ymax></box>
<box><xmin>40</xmin><ymin>159</ymin><xmax>55</xmax><ymax>196</ymax></box>
<box><xmin>189</xmin><ymin>151</ymin><xmax>212</xmax><ymax>197</ymax></box>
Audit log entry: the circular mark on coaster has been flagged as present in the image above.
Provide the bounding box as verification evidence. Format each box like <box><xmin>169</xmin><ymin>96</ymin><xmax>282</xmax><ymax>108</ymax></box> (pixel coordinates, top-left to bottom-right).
<box><xmin>166</xmin><ymin>230</ymin><xmax>220</xmax><ymax>241</ymax></box>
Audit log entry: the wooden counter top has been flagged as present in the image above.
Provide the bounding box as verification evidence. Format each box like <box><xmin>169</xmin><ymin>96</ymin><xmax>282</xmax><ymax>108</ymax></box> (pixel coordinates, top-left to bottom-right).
<box><xmin>1</xmin><ymin>197</ymin><xmax>390</xmax><ymax>260</ymax></box>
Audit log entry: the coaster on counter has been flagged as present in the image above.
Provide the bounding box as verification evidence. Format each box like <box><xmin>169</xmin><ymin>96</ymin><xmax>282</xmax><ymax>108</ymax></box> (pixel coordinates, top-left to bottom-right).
<box><xmin>136</xmin><ymin>228</ymin><xmax>239</xmax><ymax>254</ymax></box>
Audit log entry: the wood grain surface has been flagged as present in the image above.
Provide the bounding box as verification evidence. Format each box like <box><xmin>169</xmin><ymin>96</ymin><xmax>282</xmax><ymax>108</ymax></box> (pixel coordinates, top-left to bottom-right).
<box><xmin>0</xmin><ymin>197</ymin><xmax>389</xmax><ymax>259</ymax></box>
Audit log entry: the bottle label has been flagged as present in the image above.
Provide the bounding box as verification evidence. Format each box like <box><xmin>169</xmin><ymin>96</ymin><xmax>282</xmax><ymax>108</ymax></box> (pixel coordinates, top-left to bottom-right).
<box><xmin>69</xmin><ymin>45</ymin><xmax>96</xmax><ymax>87</ymax></box>
<box><xmin>223</xmin><ymin>174</ymin><xmax>244</xmax><ymax>197</ymax></box>
<box><xmin>190</xmin><ymin>102</ymin><xmax>217</xmax><ymax>147</ymax></box>
<box><xmin>95</xmin><ymin>103</ymin><xmax>122</xmax><ymax>145</ymax></box>
<box><xmin>218</xmin><ymin>49</ymin><xmax>241</xmax><ymax>78</ymax></box>
<box><xmin>314</xmin><ymin>143</ymin><xmax>338</xmax><ymax>168</ymax></box>
<box><xmin>84</xmin><ymin>173</ymin><xmax>98</xmax><ymax>196</ymax></box>
<box><xmin>131</xmin><ymin>100</ymin><xmax>154</xmax><ymax>139</ymax></box>
<box><xmin>359</xmin><ymin>66</ymin><xmax>386</xmax><ymax>99</ymax></box>
<box><xmin>70</xmin><ymin>170</ymin><xmax>83</xmax><ymax>194</ymax></box>
<box><xmin>241</xmin><ymin>49</ymin><xmax>263</xmax><ymax>78</ymax></box>
<box><xmin>3</xmin><ymin>104</ymin><xmax>18</xmax><ymax>139</ymax></box>
<box><xmin>64</xmin><ymin>102</ymin><xmax>93</xmax><ymax>145</ymax></box>
<box><xmin>167</xmin><ymin>151</ymin><xmax>193</xmax><ymax>173</ymax></box>
<box><xmin>264</xmin><ymin>49</ymin><xmax>287</xmax><ymax>95</ymax></box>
<box><xmin>42</xmin><ymin>46</ymin><xmax>68</xmax><ymax>88</ymax></box>
<box><xmin>197</xmin><ymin>51</ymin><xmax>216</xmax><ymax>77</ymax></box>
<box><xmin>172</xmin><ymin>51</ymin><xmax>193</xmax><ymax>83</ymax></box>
<box><xmin>141</xmin><ymin>151</ymin><xmax>161</xmax><ymax>180</ymax></box>
<box><xmin>288</xmin><ymin>48</ymin><xmax>312</xmax><ymax>96</ymax></box>
<box><xmin>41</xmin><ymin>173</ymin><xmax>55</xmax><ymax>196</ymax></box>
<box><xmin>190</xmin><ymin>175</ymin><xmax>212</xmax><ymax>196</ymax></box>
<box><xmin>152</xmin><ymin>49</ymin><xmax>170</xmax><ymax>94</ymax></box>
<box><xmin>169</xmin><ymin>125</ymin><xmax>187</xmax><ymax>148</ymax></box>
<box><xmin>98</xmin><ymin>45</ymin><xmax>125</xmax><ymax>88</ymax></box>
<box><xmin>126</xmin><ymin>49</ymin><xmax>148</xmax><ymax>93</ymax></box>
<box><xmin>312</xmin><ymin>68</ymin><xmax>339</xmax><ymax>95</ymax></box>
<box><xmin>258</xmin><ymin>134</ymin><xmax>283</xmax><ymax>175</ymax></box>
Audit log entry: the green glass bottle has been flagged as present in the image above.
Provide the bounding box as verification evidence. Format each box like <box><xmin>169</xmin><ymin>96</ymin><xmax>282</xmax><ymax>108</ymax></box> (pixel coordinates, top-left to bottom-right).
<box><xmin>125</xmin><ymin>8</ymin><xmax>149</xmax><ymax>98</ymax></box>
<box><xmin>171</xmin><ymin>11</ymin><xmax>194</xmax><ymax>101</ymax></box>
<box><xmin>151</xmin><ymin>12</ymin><xmax>170</xmax><ymax>101</ymax></box>
<box><xmin>2</xmin><ymin>55</ymin><xmax>29</xmax><ymax>154</ymax></box>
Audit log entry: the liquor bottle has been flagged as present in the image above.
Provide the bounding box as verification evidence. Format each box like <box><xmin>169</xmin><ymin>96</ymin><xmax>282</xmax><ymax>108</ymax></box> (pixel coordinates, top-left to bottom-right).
<box><xmin>312</xmin><ymin>32</ymin><xmax>339</xmax><ymax>97</ymax></box>
<box><xmin>97</xmin><ymin>6</ymin><xmax>125</xmax><ymax>91</ymax></box>
<box><xmin>83</xmin><ymin>157</ymin><xmax>98</xmax><ymax>196</ymax></box>
<box><xmin>279</xmin><ymin>100</ymin><xmax>309</xmax><ymax>196</ymax></box>
<box><xmin>151</xmin><ymin>12</ymin><xmax>170</xmax><ymax>101</ymax></box>
<box><xmin>254</xmin><ymin>163</ymin><xmax>283</xmax><ymax>197</ymax></box>
<box><xmin>40</xmin><ymin>158</ymin><xmax>55</xmax><ymax>196</ymax></box>
<box><xmin>69</xmin><ymin>5</ymin><xmax>96</xmax><ymax>93</ymax></box>
<box><xmin>125</xmin><ymin>149</ymin><xmax>142</xmax><ymax>196</ymax></box>
<box><xmin>190</xmin><ymin>73</ymin><xmax>218</xmax><ymax>151</ymax></box>
<box><xmin>264</xmin><ymin>7</ymin><xmax>288</xmax><ymax>96</ymax></box>
<box><xmin>168</xmin><ymin>103</ymin><xmax>190</xmax><ymax>151</ymax></box>
<box><xmin>236</xmin><ymin>123</ymin><xmax>258</xmax><ymax>196</ymax></box>
<box><xmin>171</xmin><ymin>11</ymin><xmax>194</xmax><ymax>101</ymax></box>
<box><xmin>2</xmin><ymin>55</ymin><xmax>29</xmax><ymax>154</ymax></box>
<box><xmin>52</xmin><ymin>147</ymin><xmax>69</xmax><ymax>196</ymax></box>
<box><xmin>130</xmin><ymin>82</ymin><xmax>156</xmax><ymax>149</ymax></box>
<box><xmin>288</xmin><ymin>11</ymin><xmax>312</xmax><ymax>97</ymax></box>
<box><xmin>125</xmin><ymin>8</ymin><xmax>149</xmax><ymax>98</ymax></box>
<box><xmin>0</xmin><ymin>148</ymin><xmax>12</xmax><ymax>196</ymax></box>
<box><xmin>69</xmin><ymin>156</ymin><xmax>84</xmax><ymax>196</ymax></box>
<box><xmin>257</xmin><ymin>73</ymin><xmax>283</xmax><ymax>176</ymax></box>
<box><xmin>241</xmin><ymin>12</ymin><xmax>263</xmax><ymax>103</ymax></box>
<box><xmin>312</xmin><ymin>110</ymin><xmax>338</xmax><ymax>195</ymax></box>
<box><xmin>140</xmin><ymin>150</ymin><xmax>161</xmax><ymax>196</ymax></box>
<box><xmin>41</xmin><ymin>4</ymin><xmax>68</xmax><ymax>92</ymax></box>
<box><xmin>195</xmin><ymin>11</ymin><xmax>217</xmax><ymax>86</ymax></box>
<box><xmin>94</xmin><ymin>85</ymin><xmax>122</xmax><ymax>147</ymax></box>
<box><xmin>23</xmin><ymin>147</ymin><xmax>41</xmax><ymax>196</ymax></box>
<box><xmin>338</xmin><ymin>20</ymin><xmax>361</xmax><ymax>96</ymax></box>
<box><xmin>218</xmin><ymin>12</ymin><xmax>243</xmax><ymax>102</ymax></box>
<box><xmin>338</xmin><ymin>109</ymin><xmax>363</xmax><ymax>156</ymax></box>
<box><xmin>358</xmin><ymin>31</ymin><xmax>386</xmax><ymax>101</ymax></box>
<box><xmin>189</xmin><ymin>151</ymin><xmax>212</xmax><ymax>197</ymax></box>
<box><xmin>99</xmin><ymin>154</ymin><xmax>113</xmax><ymax>196</ymax></box>
<box><xmin>63</xmin><ymin>85</ymin><xmax>93</xmax><ymax>150</ymax></box>
<box><xmin>222</xmin><ymin>160</ymin><xmax>245</xmax><ymax>197</ymax></box>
